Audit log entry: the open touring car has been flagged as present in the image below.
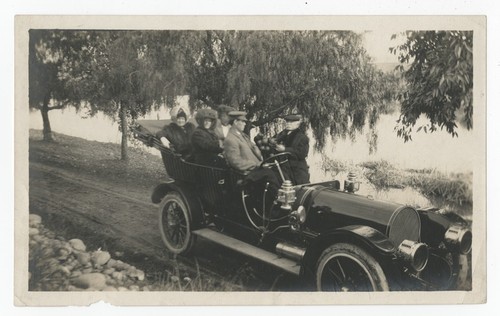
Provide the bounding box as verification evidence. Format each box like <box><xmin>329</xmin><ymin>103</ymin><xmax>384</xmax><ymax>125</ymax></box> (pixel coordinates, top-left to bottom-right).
<box><xmin>134</xmin><ymin>119</ymin><xmax>471</xmax><ymax>291</ymax></box>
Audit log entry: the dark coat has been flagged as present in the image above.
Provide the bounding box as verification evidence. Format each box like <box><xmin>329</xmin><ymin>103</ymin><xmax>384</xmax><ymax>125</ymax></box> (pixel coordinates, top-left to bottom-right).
<box><xmin>156</xmin><ymin>122</ymin><xmax>195</xmax><ymax>157</ymax></box>
<box><xmin>191</xmin><ymin>126</ymin><xmax>225</xmax><ymax>167</ymax></box>
<box><xmin>274</xmin><ymin>128</ymin><xmax>310</xmax><ymax>184</ymax></box>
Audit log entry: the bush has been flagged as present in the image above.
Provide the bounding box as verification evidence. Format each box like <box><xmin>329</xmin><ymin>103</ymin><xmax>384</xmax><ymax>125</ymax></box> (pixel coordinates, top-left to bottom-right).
<box><xmin>359</xmin><ymin>160</ymin><xmax>472</xmax><ymax>207</ymax></box>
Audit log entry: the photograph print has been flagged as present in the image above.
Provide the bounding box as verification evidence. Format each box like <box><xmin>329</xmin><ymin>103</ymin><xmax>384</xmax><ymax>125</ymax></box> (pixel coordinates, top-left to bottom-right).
<box><xmin>15</xmin><ymin>15</ymin><xmax>486</xmax><ymax>305</ymax></box>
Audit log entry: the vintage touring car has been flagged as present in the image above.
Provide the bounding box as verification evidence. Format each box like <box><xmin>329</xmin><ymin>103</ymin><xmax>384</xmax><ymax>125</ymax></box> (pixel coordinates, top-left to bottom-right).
<box><xmin>134</xmin><ymin>119</ymin><xmax>472</xmax><ymax>291</ymax></box>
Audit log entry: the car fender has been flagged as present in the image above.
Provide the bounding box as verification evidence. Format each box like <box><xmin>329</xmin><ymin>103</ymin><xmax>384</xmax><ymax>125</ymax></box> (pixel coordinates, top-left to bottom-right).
<box><xmin>151</xmin><ymin>180</ymin><xmax>205</xmax><ymax>229</ymax></box>
<box><xmin>301</xmin><ymin>225</ymin><xmax>396</xmax><ymax>278</ymax></box>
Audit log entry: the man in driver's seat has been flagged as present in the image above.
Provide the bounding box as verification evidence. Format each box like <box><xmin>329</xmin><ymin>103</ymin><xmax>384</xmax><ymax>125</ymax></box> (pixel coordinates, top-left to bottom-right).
<box><xmin>224</xmin><ymin>111</ymin><xmax>280</xmax><ymax>212</ymax></box>
<box><xmin>223</xmin><ymin>111</ymin><xmax>262</xmax><ymax>172</ymax></box>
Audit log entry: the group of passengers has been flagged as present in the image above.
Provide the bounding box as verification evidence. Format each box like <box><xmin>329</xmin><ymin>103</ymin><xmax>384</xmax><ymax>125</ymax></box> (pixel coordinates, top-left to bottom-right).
<box><xmin>155</xmin><ymin>104</ymin><xmax>310</xmax><ymax>186</ymax></box>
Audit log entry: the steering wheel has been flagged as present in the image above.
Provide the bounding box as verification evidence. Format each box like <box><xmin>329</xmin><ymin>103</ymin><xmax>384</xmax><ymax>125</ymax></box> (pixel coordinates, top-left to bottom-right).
<box><xmin>261</xmin><ymin>152</ymin><xmax>292</xmax><ymax>168</ymax></box>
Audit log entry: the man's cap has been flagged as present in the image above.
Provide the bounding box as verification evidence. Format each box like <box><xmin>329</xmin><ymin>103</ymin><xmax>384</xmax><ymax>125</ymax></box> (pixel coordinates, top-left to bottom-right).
<box><xmin>284</xmin><ymin>114</ymin><xmax>303</xmax><ymax>122</ymax></box>
<box><xmin>217</xmin><ymin>105</ymin><xmax>236</xmax><ymax>114</ymax></box>
<box><xmin>228</xmin><ymin>111</ymin><xmax>248</xmax><ymax>121</ymax></box>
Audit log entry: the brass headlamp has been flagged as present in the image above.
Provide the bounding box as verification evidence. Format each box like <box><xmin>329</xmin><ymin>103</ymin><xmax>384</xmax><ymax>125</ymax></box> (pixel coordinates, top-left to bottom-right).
<box><xmin>277</xmin><ymin>180</ymin><xmax>296</xmax><ymax>210</ymax></box>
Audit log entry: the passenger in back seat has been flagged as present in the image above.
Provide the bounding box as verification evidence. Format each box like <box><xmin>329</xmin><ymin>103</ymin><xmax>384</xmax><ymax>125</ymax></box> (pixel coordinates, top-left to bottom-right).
<box><xmin>156</xmin><ymin>107</ymin><xmax>195</xmax><ymax>158</ymax></box>
<box><xmin>191</xmin><ymin>108</ymin><xmax>227</xmax><ymax>168</ymax></box>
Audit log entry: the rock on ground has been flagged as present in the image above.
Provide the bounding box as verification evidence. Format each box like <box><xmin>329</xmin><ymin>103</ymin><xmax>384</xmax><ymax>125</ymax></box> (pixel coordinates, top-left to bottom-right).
<box><xmin>71</xmin><ymin>273</ymin><xmax>107</xmax><ymax>290</ymax></box>
<box><xmin>29</xmin><ymin>213</ymin><xmax>150</xmax><ymax>292</ymax></box>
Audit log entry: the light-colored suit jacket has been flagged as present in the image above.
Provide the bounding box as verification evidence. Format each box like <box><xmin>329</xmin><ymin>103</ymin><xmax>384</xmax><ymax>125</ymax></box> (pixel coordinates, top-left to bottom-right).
<box><xmin>223</xmin><ymin>126</ymin><xmax>262</xmax><ymax>172</ymax></box>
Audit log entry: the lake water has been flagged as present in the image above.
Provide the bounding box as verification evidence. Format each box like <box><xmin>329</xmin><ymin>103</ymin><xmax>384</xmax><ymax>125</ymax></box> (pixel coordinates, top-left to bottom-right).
<box><xmin>29</xmin><ymin>100</ymin><xmax>474</xmax><ymax>218</ymax></box>
<box><xmin>29</xmin><ymin>101</ymin><xmax>474</xmax><ymax>174</ymax></box>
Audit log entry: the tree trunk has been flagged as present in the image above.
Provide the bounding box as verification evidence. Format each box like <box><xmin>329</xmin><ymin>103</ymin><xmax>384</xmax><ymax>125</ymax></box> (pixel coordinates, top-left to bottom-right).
<box><xmin>41</xmin><ymin>97</ymin><xmax>53</xmax><ymax>142</ymax></box>
<box><xmin>119</xmin><ymin>101</ymin><xmax>129</xmax><ymax>161</ymax></box>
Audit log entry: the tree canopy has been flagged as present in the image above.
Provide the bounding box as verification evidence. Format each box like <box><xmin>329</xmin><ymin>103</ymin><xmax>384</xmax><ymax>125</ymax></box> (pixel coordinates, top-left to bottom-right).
<box><xmin>31</xmin><ymin>29</ymin><xmax>399</xmax><ymax>156</ymax></box>
<box><xmin>186</xmin><ymin>31</ymin><xmax>397</xmax><ymax>152</ymax></box>
<box><xmin>29</xmin><ymin>30</ymin><xmax>87</xmax><ymax>140</ymax></box>
<box><xmin>68</xmin><ymin>30</ymin><xmax>191</xmax><ymax>160</ymax></box>
<box><xmin>391</xmin><ymin>31</ymin><xmax>473</xmax><ymax>141</ymax></box>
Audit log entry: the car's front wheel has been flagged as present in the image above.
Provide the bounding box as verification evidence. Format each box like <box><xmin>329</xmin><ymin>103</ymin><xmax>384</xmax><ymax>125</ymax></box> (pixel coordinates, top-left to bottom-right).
<box><xmin>316</xmin><ymin>243</ymin><xmax>389</xmax><ymax>291</ymax></box>
<box><xmin>158</xmin><ymin>192</ymin><xmax>196</xmax><ymax>255</ymax></box>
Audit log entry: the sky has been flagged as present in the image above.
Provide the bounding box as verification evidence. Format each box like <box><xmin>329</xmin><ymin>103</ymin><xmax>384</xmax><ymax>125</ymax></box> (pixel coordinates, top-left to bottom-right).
<box><xmin>362</xmin><ymin>30</ymin><xmax>404</xmax><ymax>64</ymax></box>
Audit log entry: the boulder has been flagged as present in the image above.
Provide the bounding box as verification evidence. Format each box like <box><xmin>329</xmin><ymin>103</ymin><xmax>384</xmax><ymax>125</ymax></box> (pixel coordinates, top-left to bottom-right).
<box><xmin>69</xmin><ymin>239</ymin><xmax>86</xmax><ymax>252</ymax></box>
<box><xmin>91</xmin><ymin>251</ymin><xmax>111</xmax><ymax>266</ymax></box>
<box><xmin>129</xmin><ymin>285</ymin><xmax>140</xmax><ymax>291</ymax></box>
<box><xmin>32</xmin><ymin>234</ymin><xmax>45</xmax><ymax>243</ymax></box>
<box><xmin>29</xmin><ymin>228</ymin><xmax>39</xmax><ymax>236</ymax></box>
<box><xmin>57</xmin><ymin>247</ymin><xmax>72</xmax><ymax>260</ymax></box>
<box><xmin>39</xmin><ymin>247</ymin><xmax>55</xmax><ymax>258</ymax></box>
<box><xmin>70</xmin><ymin>271</ymin><xmax>83</xmax><ymax>278</ymax></box>
<box><xmin>71</xmin><ymin>273</ymin><xmax>107</xmax><ymax>290</ymax></box>
<box><xmin>105</xmin><ymin>258</ymin><xmax>117</xmax><ymax>268</ymax></box>
<box><xmin>113</xmin><ymin>260</ymin><xmax>129</xmax><ymax>271</ymax></box>
<box><xmin>29</xmin><ymin>214</ymin><xmax>42</xmax><ymax>227</ymax></box>
<box><xmin>75</xmin><ymin>252</ymin><xmax>91</xmax><ymax>265</ymax></box>
<box><xmin>58</xmin><ymin>266</ymin><xmax>72</xmax><ymax>275</ymax></box>
<box><xmin>102</xmin><ymin>268</ymin><xmax>115</xmax><ymax>275</ymax></box>
<box><xmin>82</xmin><ymin>267</ymin><xmax>93</xmax><ymax>274</ymax></box>
<box><xmin>111</xmin><ymin>271</ymin><xmax>125</xmax><ymax>281</ymax></box>
<box><xmin>129</xmin><ymin>269</ymin><xmax>145</xmax><ymax>281</ymax></box>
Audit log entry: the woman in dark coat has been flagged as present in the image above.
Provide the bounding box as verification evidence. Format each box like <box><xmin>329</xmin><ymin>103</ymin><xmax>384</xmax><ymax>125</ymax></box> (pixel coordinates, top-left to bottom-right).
<box><xmin>272</xmin><ymin>114</ymin><xmax>310</xmax><ymax>184</ymax></box>
<box><xmin>191</xmin><ymin>108</ymin><xmax>225</xmax><ymax>167</ymax></box>
<box><xmin>155</xmin><ymin>107</ymin><xmax>195</xmax><ymax>158</ymax></box>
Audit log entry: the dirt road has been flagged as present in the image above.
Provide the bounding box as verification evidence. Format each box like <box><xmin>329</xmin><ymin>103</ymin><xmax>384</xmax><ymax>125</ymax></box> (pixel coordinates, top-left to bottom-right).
<box><xmin>29</xmin><ymin>156</ymin><xmax>298</xmax><ymax>291</ymax></box>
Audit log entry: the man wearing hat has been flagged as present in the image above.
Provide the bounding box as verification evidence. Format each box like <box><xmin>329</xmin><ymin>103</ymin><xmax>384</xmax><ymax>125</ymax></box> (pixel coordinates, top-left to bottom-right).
<box><xmin>214</xmin><ymin>105</ymin><xmax>236</xmax><ymax>143</ymax></box>
<box><xmin>224</xmin><ymin>111</ymin><xmax>280</xmax><ymax>212</ymax></box>
<box><xmin>272</xmin><ymin>114</ymin><xmax>310</xmax><ymax>184</ymax></box>
<box><xmin>223</xmin><ymin>111</ymin><xmax>263</xmax><ymax>172</ymax></box>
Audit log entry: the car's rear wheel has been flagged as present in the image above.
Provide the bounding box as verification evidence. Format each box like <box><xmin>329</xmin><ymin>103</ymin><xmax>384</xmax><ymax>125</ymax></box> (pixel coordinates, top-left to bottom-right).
<box><xmin>158</xmin><ymin>192</ymin><xmax>196</xmax><ymax>254</ymax></box>
<box><xmin>316</xmin><ymin>243</ymin><xmax>389</xmax><ymax>291</ymax></box>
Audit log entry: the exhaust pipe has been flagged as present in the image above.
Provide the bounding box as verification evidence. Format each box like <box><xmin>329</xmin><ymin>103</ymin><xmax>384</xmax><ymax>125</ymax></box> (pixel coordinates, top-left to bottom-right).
<box><xmin>276</xmin><ymin>243</ymin><xmax>306</xmax><ymax>262</ymax></box>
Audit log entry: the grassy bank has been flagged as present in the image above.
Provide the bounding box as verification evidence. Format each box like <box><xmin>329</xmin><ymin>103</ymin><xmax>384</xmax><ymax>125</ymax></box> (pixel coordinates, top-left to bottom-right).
<box><xmin>322</xmin><ymin>157</ymin><xmax>472</xmax><ymax>209</ymax></box>
<box><xmin>29</xmin><ymin>130</ymin><xmax>166</xmax><ymax>188</ymax></box>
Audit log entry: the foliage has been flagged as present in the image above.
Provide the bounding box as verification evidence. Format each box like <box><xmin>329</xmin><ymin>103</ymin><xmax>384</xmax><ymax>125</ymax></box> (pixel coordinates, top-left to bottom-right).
<box><xmin>185</xmin><ymin>31</ymin><xmax>398</xmax><ymax>152</ymax></box>
<box><xmin>320</xmin><ymin>155</ymin><xmax>349</xmax><ymax>176</ymax></box>
<box><xmin>69</xmin><ymin>30</ymin><xmax>191</xmax><ymax>160</ymax></box>
<box><xmin>184</xmin><ymin>31</ymin><xmax>234</xmax><ymax>108</ymax></box>
<box><xmin>33</xmin><ymin>30</ymin><xmax>400</xmax><ymax>154</ymax></box>
<box><xmin>390</xmin><ymin>31</ymin><xmax>473</xmax><ymax>141</ymax></box>
<box><xmin>230</xmin><ymin>31</ymin><xmax>395</xmax><ymax>151</ymax></box>
<box><xmin>360</xmin><ymin>160</ymin><xmax>472</xmax><ymax>207</ymax></box>
<box><xmin>29</xmin><ymin>30</ymin><xmax>87</xmax><ymax>140</ymax></box>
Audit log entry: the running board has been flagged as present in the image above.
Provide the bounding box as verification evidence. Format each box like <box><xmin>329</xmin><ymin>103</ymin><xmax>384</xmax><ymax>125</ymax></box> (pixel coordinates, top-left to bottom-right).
<box><xmin>192</xmin><ymin>228</ymin><xmax>301</xmax><ymax>276</ymax></box>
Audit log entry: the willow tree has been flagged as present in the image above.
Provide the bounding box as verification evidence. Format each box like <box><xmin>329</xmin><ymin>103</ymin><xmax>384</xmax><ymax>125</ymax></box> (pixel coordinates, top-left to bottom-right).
<box><xmin>74</xmin><ymin>30</ymin><xmax>190</xmax><ymax>160</ymax></box>
<box><xmin>29</xmin><ymin>30</ymin><xmax>86</xmax><ymax>141</ymax></box>
<box><xmin>391</xmin><ymin>31</ymin><xmax>473</xmax><ymax>141</ymax></box>
<box><xmin>184</xmin><ymin>31</ymin><xmax>234</xmax><ymax>108</ymax></box>
<box><xmin>187</xmin><ymin>31</ymin><xmax>396</xmax><ymax>152</ymax></box>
